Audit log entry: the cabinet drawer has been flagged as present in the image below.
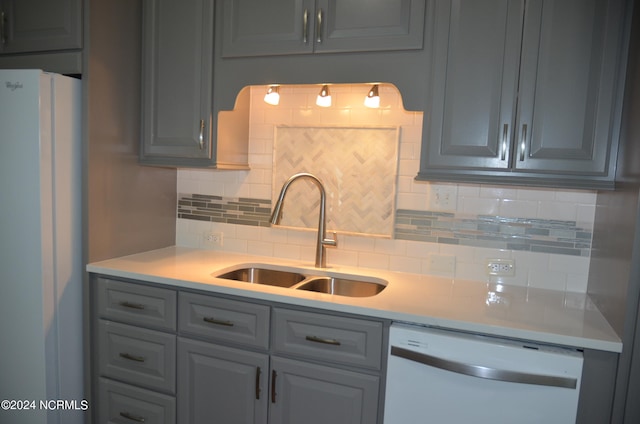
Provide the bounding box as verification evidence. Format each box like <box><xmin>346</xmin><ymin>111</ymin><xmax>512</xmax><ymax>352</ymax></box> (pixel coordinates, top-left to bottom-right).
<box><xmin>96</xmin><ymin>277</ymin><xmax>177</xmax><ymax>331</ymax></box>
<box><xmin>272</xmin><ymin>308</ymin><xmax>383</xmax><ymax>370</ymax></box>
<box><xmin>179</xmin><ymin>292</ymin><xmax>270</xmax><ymax>350</ymax></box>
<box><xmin>98</xmin><ymin>320</ymin><xmax>176</xmax><ymax>394</ymax></box>
<box><xmin>98</xmin><ymin>378</ymin><xmax>175</xmax><ymax>424</ymax></box>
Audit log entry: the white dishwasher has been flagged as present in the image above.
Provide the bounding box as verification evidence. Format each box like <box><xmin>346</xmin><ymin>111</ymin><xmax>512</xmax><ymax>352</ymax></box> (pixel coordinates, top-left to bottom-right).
<box><xmin>384</xmin><ymin>323</ymin><xmax>584</xmax><ymax>424</ymax></box>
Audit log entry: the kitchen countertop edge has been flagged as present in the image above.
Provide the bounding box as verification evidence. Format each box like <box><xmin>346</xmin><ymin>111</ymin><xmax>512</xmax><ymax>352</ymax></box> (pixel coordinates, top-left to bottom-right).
<box><xmin>86</xmin><ymin>246</ymin><xmax>623</xmax><ymax>353</ymax></box>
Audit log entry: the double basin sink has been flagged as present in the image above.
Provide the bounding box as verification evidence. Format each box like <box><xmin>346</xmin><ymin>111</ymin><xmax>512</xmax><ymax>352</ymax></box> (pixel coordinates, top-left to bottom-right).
<box><xmin>213</xmin><ymin>265</ymin><xmax>387</xmax><ymax>298</ymax></box>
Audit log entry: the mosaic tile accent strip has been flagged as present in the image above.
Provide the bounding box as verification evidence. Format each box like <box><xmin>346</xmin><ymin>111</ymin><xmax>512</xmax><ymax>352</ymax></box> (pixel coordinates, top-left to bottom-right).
<box><xmin>273</xmin><ymin>126</ymin><xmax>399</xmax><ymax>237</ymax></box>
<box><xmin>178</xmin><ymin>194</ymin><xmax>272</xmax><ymax>227</ymax></box>
<box><xmin>394</xmin><ymin>210</ymin><xmax>592</xmax><ymax>256</ymax></box>
<box><xmin>177</xmin><ymin>195</ymin><xmax>592</xmax><ymax>257</ymax></box>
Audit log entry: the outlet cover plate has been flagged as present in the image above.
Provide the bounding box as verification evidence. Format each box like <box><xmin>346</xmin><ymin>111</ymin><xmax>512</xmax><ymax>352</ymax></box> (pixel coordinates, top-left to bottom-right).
<box><xmin>485</xmin><ymin>258</ymin><xmax>515</xmax><ymax>276</ymax></box>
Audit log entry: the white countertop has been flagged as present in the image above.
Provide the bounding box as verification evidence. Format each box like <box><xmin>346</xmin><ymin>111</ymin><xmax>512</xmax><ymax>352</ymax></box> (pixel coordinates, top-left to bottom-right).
<box><xmin>86</xmin><ymin>246</ymin><xmax>622</xmax><ymax>353</ymax></box>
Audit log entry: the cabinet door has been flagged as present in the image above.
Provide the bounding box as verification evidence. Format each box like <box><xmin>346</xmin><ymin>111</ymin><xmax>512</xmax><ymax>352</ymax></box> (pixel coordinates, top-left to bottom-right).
<box><xmin>315</xmin><ymin>0</ymin><xmax>425</xmax><ymax>53</ymax></box>
<box><xmin>0</xmin><ymin>0</ymin><xmax>82</xmax><ymax>54</ymax></box>
<box><xmin>515</xmin><ymin>0</ymin><xmax>622</xmax><ymax>176</ymax></box>
<box><xmin>178</xmin><ymin>337</ymin><xmax>269</xmax><ymax>424</ymax></box>
<box><xmin>270</xmin><ymin>356</ymin><xmax>380</xmax><ymax>424</ymax></box>
<box><xmin>419</xmin><ymin>0</ymin><xmax>524</xmax><ymax>173</ymax></box>
<box><xmin>222</xmin><ymin>0</ymin><xmax>314</xmax><ymax>57</ymax></box>
<box><xmin>141</xmin><ymin>0</ymin><xmax>213</xmax><ymax>161</ymax></box>
<box><xmin>222</xmin><ymin>0</ymin><xmax>425</xmax><ymax>57</ymax></box>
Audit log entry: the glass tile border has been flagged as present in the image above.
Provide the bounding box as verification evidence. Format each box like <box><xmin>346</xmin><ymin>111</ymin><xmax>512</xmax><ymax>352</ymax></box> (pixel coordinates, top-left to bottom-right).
<box><xmin>178</xmin><ymin>194</ymin><xmax>272</xmax><ymax>227</ymax></box>
<box><xmin>177</xmin><ymin>194</ymin><xmax>592</xmax><ymax>256</ymax></box>
<box><xmin>395</xmin><ymin>210</ymin><xmax>592</xmax><ymax>257</ymax></box>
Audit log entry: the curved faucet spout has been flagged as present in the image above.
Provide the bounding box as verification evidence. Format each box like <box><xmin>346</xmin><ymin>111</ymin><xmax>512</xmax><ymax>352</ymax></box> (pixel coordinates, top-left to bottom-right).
<box><xmin>270</xmin><ymin>173</ymin><xmax>337</xmax><ymax>268</ymax></box>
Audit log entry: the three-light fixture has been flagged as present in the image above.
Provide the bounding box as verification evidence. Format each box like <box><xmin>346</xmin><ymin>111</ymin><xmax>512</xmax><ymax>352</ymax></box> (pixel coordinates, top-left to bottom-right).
<box><xmin>263</xmin><ymin>83</ymin><xmax>381</xmax><ymax>108</ymax></box>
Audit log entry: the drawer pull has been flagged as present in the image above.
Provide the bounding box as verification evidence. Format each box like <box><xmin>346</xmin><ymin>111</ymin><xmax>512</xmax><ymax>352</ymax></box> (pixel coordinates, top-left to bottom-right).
<box><xmin>500</xmin><ymin>123</ymin><xmax>508</xmax><ymax>160</ymax></box>
<box><xmin>119</xmin><ymin>411</ymin><xmax>146</xmax><ymax>422</ymax></box>
<box><xmin>198</xmin><ymin>119</ymin><xmax>205</xmax><ymax>150</ymax></box>
<box><xmin>316</xmin><ymin>8</ymin><xmax>323</xmax><ymax>43</ymax></box>
<box><xmin>271</xmin><ymin>370</ymin><xmax>277</xmax><ymax>403</ymax></box>
<box><xmin>203</xmin><ymin>316</ymin><xmax>234</xmax><ymax>327</ymax></box>
<box><xmin>255</xmin><ymin>366</ymin><xmax>262</xmax><ymax>400</ymax></box>
<box><xmin>519</xmin><ymin>123</ymin><xmax>528</xmax><ymax>161</ymax></box>
<box><xmin>119</xmin><ymin>301</ymin><xmax>146</xmax><ymax>310</ymax></box>
<box><xmin>119</xmin><ymin>352</ymin><xmax>146</xmax><ymax>363</ymax></box>
<box><xmin>0</xmin><ymin>10</ymin><xmax>6</xmax><ymax>45</ymax></box>
<box><xmin>305</xmin><ymin>335</ymin><xmax>341</xmax><ymax>346</ymax></box>
<box><xmin>302</xmin><ymin>9</ymin><xmax>309</xmax><ymax>44</ymax></box>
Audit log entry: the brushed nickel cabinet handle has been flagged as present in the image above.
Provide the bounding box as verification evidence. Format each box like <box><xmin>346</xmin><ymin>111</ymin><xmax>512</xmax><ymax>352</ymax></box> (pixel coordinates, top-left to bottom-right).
<box><xmin>519</xmin><ymin>124</ymin><xmax>528</xmax><ymax>161</ymax></box>
<box><xmin>119</xmin><ymin>411</ymin><xmax>146</xmax><ymax>422</ymax></box>
<box><xmin>271</xmin><ymin>370</ymin><xmax>277</xmax><ymax>403</ymax></box>
<box><xmin>119</xmin><ymin>301</ymin><xmax>146</xmax><ymax>310</ymax></box>
<box><xmin>255</xmin><ymin>366</ymin><xmax>262</xmax><ymax>400</ymax></box>
<box><xmin>501</xmin><ymin>123</ymin><xmax>509</xmax><ymax>160</ymax></box>
<box><xmin>302</xmin><ymin>9</ymin><xmax>309</xmax><ymax>44</ymax></box>
<box><xmin>198</xmin><ymin>119</ymin><xmax>205</xmax><ymax>150</ymax></box>
<box><xmin>119</xmin><ymin>352</ymin><xmax>146</xmax><ymax>363</ymax></box>
<box><xmin>203</xmin><ymin>316</ymin><xmax>234</xmax><ymax>327</ymax></box>
<box><xmin>305</xmin><ymin>335</ymin><xmax>341</xmax><ymax>346</ymax></box>
<box><xmin>316</xmin><ymin>9</ymin><xmax>323</xmax><ymax>43</ymax></box>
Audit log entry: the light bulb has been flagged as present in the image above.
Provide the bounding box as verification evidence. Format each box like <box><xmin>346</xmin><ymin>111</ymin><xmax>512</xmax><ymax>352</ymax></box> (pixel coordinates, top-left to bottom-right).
<box><xmin>264</xmin><ymin>85</ymin><xmax>280</xmax><ymax>105</ymax></box>
<box><xmin>364</xmin><ymin>84</ymin><xmax>380</xmax><ymax>108</ymax></box>
<box><xmin>316</xmin><ymin>85</ymin><xmax>332</xmax><ymax>107</ymax></box>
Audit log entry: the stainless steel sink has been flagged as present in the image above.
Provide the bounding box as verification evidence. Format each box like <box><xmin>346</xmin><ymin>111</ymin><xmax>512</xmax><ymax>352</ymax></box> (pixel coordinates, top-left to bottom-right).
<box><xmin>215</xmin><ymin>267</ymin><xmax>306</xmax><ymax>288</ymax></box>
<box><xmin>295</xmin><ymin>277</ymin><xmax>386</xmax><ymax>297</ymax></box>
<box><xmin>214</xmin><ymin>265</ymin><xmax>387</xmax><ymax>297</ymax></box>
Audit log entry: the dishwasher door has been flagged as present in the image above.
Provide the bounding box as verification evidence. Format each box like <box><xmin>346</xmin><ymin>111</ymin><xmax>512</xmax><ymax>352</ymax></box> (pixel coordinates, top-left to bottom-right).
<box><xmin>384</xmin><ymin>323</ymin><xmax>583</xmax><ymax>424</ymax></box>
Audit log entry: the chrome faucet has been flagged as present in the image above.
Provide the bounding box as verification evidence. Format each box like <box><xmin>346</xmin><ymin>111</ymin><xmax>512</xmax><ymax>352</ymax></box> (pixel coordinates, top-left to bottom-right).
<box><xmin>270</xmin><ymin>173</ymin><xmax>337</xmax><ymax>268</ymax></box>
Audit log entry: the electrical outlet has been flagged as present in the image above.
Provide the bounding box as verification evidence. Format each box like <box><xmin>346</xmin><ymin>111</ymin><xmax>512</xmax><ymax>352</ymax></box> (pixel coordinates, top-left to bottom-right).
<box><xmin>203</xmin><ymin>232</ymin><xmax>223</xmax><ymax>247</ymax></box>
<box><xmin>485</xmin><ymin>258</ymin><xmax>515</xmax><ymax>276</ymax></box>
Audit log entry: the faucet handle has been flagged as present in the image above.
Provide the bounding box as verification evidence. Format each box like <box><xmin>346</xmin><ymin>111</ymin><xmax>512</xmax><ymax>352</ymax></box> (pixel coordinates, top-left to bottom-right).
<box><xmin>323</xmin><ymin>231</ymin><xmax>338</xmax><ymax>247</ymax></box>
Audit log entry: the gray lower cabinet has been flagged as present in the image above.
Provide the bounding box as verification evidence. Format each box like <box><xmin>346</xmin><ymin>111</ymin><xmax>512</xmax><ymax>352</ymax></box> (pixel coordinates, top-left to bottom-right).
<box><xmin>178</xmin><ymin>338</ymin><xmax>269</xmax><ymax>424</ymax></box>
<box><xmin>97</xmin><ymin>320</ymin><xmax>177</xmax><ymax>394</ymax></box>
<box><xmin>418</xmin><ymin>0</ymin><xmax>629</xmax><ymax>189</ymax></box>
<box><xmin>93</xmin><ymin>277</ymin><xmax>178</xmax><ymax>424</ymax></box>
<box><xmin>221</xmin><ymin>0</ymin><xmax>426</xmax><ymax>57</ymax></box>
<box><xmin>91</xmin><ymin>275</ymin><xmax>386</xmax><ymax>424</ymax></box>
<box><xmin>269</xmin><ymin>356</ymin><xmax>380</xmax><ymax>424</ymax></box>
<box><xmin>98</xmin><ymin>378</ymin><xmax>176</xmax><ymax>424</ymax></box>
<box><xmin>268</xmin><ymin>308</ymin><xmax>383</xmax><ymax>424</ymax></box>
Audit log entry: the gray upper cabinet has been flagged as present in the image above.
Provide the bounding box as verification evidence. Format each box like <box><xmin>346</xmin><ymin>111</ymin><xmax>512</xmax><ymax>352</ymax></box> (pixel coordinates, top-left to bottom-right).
<box><xmin>0</xmin><ymin>0</ymin><xmax>82</xmax><ymax>54</ymax></box>
<box><xmin>141</xmin><ymin>0</ymin><xmax>214</xmax><ymax>163</ymax></box>
<box><xmin>418</xmin><ymin>0</ymin><xmax>629</xmax><ymax>189</ymax></box>
<box><xmin>222</xmin><ymin>0</ymin><xmax>425</xmax><ymax>57</ymax></box>
<box><xmin>141</xmin><ymin>0</ymin><xmax>250</xmax><ymax>168</ymax></box>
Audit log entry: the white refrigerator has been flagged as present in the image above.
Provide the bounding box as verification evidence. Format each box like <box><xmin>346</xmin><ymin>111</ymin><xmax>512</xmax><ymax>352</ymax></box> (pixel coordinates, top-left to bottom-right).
<box><xmin>0</xmin><ymin>70</ymin><xmax>83</xmax><ymax>424</ymax></box>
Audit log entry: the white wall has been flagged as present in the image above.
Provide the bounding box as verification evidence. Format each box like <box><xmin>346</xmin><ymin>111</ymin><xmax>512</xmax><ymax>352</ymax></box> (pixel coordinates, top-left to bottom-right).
<box><xmin>176</xmin><ymin>84</ymin><xmax>596</xmax><ymax>293</ymax></box>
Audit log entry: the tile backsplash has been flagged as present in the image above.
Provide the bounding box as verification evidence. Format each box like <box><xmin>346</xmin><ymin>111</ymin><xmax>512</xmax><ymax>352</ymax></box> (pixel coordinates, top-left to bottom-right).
<box><xmin>273</xmin><ymin>126</ymin><xmax>399</xmax><ymax>236</ymax></box>
<box><xmin>176</xmin><ymin>84</ymin><xmax>596</xmax><ymax>293</ymax></box>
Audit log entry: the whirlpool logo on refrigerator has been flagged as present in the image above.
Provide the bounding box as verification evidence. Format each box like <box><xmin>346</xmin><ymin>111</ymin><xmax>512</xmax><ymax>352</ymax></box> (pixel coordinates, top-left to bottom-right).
<box><xmin>4</xmin><ymin>81</ymin><xmax>23</xmax><ymax>91</ymax></box>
